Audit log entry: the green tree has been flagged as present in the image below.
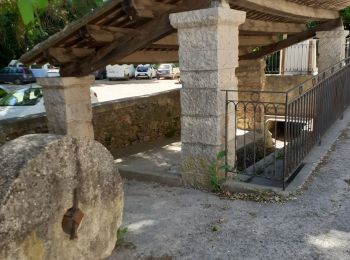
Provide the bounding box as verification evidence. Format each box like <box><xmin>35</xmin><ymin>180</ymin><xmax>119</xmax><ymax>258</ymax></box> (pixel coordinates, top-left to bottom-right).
<box><xmin>0</xmin><ymin>0</ymin><xmax>103</xmax><ymax>68</ymax></box>
<box><xmin>340</xmin><ymin>7</ymin><xmax>350</xmax><ymax>29</ymax></box>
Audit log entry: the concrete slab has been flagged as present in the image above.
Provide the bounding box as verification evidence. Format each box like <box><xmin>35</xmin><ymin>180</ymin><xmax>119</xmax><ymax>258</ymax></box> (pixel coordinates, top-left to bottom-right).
<box><xmin>115</xmin><ymin>106</ymin><xmax>350</xmax><ymax>194</ymax></box>
<box><xmin>114</xmin><ymin>137</ymin><xmax>183</xmax><ymax>187</ymax></box>
<box><xmin>114</xmin><ymin>131</ymin><xmax>260</xmax><ymax>187</ymax></box>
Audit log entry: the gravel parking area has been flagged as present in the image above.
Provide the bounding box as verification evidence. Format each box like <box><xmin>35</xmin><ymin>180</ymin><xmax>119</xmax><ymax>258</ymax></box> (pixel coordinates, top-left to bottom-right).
<box><xmin>109</xmin><ymin>129</ymin><xmax>350</xmax><ymax>260</ymax></box>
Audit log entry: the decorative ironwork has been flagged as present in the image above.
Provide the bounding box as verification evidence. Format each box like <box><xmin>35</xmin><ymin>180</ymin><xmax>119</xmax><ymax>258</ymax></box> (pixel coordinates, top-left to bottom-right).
<box><xmin>224</xmin><ymin>57</ymin><xmax>350</xmax><ymax>189</ymax></box>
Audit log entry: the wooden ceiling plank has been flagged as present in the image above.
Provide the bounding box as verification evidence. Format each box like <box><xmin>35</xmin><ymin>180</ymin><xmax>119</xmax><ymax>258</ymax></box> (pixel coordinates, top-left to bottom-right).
<box><xmin>47</xmin><ymin>48</ymin><xmax>95</xmax><ymax>63</ymax></box>
<box><xmin>20</xmin><ymin>0</ymin><xmax>124</xmax><ymax>64</ymax></box>
<box><xmin>60</xmin><ymin>0</ymin><xmax>211</xmax><ymax>76</ymax></box>
<box><xmin>240</xmin><ymin>18</ymin><xmax>341</xmax><ymax>60</ymax></box>
<box><xmin>230</xmin><ymin>0</ymin><xmax>339</xmax><ymax>21</ymax></box>
<box><xmin>240</xmin><ymin>19</ymin><xmax>306</xmax><ymax>34</ymax></box>
<box><xmin>239</xmin><ymin>35</ymin><xmax>280</xmax><ymax>46</ymax></box>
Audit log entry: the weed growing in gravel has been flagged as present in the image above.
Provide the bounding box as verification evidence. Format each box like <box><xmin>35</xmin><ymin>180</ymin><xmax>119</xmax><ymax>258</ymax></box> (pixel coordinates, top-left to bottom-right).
<box><xmin>116</xmin><ymin>227</ymin><xmax>136</xmax><ymax>249</ymax></box>
<box><xmin>208</xmin><ymin>151</ymin><xmax>235</xmax><ymax>192</ymax></box>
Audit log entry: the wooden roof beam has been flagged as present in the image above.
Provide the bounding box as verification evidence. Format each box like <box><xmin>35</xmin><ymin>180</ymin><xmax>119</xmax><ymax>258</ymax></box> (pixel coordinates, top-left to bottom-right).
<box><xmin>82</xmin><ymin>25</ymin><xmax>141</xmax><ymax>44</ymax></box>
<box><xmin>240</xmin><ymin>19</ymin><xmax>341</xmax><ymax>60</ymax></box>
<box><xmin>116</xmin><ymin>50</ymin><xmax>179</xmax><ymax>64</ymax></box>
<box><xmin>239</xmin><ymin>35</ymin><xmax>280</xmax><ymax>46</ymax></box>
<box><xmin>240</xmin><ymin>19</ymin><xmax>306</xmax><ymax>34</ymax></box>
<box><xmin>60</xmin><ymin>0</ymin><xmax>211</xmax><ymax>76</ymax></box>
<box><xmin>46</xmin><ymin>48</ymin><xmax>95</xmax><ymax>63</ymax></box>
<box><xmin>231</xmin><ymin>0</ymin><xmax>339</xmax><ymax>21</ymax></box>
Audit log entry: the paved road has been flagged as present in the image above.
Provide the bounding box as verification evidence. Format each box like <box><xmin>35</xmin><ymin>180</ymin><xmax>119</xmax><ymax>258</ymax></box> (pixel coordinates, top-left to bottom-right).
<box><xmin>0</xmin><ymin>79</ymin><xmax>180</xmax><ymax>120</ymax></box>
<box><xmin>91</xmin><ymin>79</ymin><xmax>180</xmax><ymax>102</ymax></box>
<box><xmin>110</xmin><ymin>128</ymin><xmax>350</xmax><ymax>260</ymax></box>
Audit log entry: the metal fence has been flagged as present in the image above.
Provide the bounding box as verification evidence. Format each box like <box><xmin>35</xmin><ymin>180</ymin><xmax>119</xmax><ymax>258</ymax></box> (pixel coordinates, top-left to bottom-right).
<box><xmin>346</xmin><ymin>37</ymin><xmax>350</xmax><ymax>58</ymax></box>
<box><xmin>265</xmin><ymin>42</ymin><xmax>317</xmax><ymax>75</ymax></box>
<box><xmin>224</xmin><ymin>57</ymin><xmax>350</xmax><ymax>189</ymax></box>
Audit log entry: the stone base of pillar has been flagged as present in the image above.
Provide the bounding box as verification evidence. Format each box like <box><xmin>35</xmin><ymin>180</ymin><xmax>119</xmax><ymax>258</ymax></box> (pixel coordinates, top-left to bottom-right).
<box><xmin>37</xmin><ymin>76</ymin><xmax>95</xmax><ymax>139</ymax></box>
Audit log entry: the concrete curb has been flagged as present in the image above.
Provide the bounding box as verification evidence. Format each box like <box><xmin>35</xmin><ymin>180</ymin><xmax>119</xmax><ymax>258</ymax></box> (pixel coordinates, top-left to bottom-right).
<box><xmin>118</xmin><ymin>167</ymin><xmax>183</xmax><ymax>187</ymax></box>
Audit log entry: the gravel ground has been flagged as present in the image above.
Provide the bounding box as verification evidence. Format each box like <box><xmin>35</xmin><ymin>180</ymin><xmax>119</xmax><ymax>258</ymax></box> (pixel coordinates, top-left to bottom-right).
<box><xmin>109</xmin><ymin>129</ymin><xmax>350</xmax><ymax>260</ymax></box>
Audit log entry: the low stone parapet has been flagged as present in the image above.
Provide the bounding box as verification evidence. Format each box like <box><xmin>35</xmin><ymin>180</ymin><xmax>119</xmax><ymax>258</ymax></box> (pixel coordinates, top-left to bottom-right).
<box><xmin>0</xmin><ymin>89</ymin><xmax>181</xmax><ymax>151</ymax></box>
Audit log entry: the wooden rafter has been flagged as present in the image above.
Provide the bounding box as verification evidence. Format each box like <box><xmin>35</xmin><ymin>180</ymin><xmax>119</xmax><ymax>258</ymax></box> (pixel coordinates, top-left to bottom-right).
<box><xmin>230</xmin><ymin>0</ymin><xmax>339</xmax><ymax>21</ymax></box>
<box><xmin>60</xmin><ymin>0</ymin><xmax>211</xmax><ymax>76</ymax></box>
<box><xmin>240</xmin><ymin>19</ymin><xmax>342</xmax><ymax>60</ymax></box>
<box><xmin>240</xmin><ymin>19</ymin><xmax>306</xmax><ymax>34</ymax></box>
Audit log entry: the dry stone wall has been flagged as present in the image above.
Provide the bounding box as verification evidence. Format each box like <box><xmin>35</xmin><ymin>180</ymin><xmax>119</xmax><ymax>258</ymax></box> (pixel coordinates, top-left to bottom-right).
<box><xmin>0</xmin><ymin>90</ymin><xmax>181</xmax><ymax>150</ymax></box>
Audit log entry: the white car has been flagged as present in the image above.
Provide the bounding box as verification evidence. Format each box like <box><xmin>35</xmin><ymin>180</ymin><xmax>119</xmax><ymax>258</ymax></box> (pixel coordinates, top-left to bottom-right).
<box><xmin>135</xmin><ymin>64</ymin><xmax>156</xmax><ymax>79</ymax></box>
<box><xmin>0</xmin><ymin>85</ymin><xmax>98</xmax><ymax>120</ymax></box>
<box><xmin>106</xmin><ymin>64</ymin><xmax>135</xmax><ymax>81</ymax></box>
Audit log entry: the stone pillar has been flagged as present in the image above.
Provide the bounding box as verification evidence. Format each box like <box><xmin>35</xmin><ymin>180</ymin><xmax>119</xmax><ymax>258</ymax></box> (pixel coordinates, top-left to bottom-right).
<box><xmin>236</xmin><ymin>59</ymin><xmax>266</xmax><ymax>131</ymax></box>
<box><xmin>37</xmin><ymin>76</ymin><xmax>95</xmax><ymax>139</ymax></box>
<box><xmin>316</xmin><ymin>25</ymin><xmax>348</xmax><ymax>72</ymax></box>
<box><xmin>170</xmin><ymin>4</ymin><xmax>246</xmax><ymax>188</ymax></box>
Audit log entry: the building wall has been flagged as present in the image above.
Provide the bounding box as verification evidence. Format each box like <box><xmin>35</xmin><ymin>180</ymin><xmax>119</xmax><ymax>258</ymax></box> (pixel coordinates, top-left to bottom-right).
<box><xmin>0</xmin><ymin>90</ymin><xmax>181</xmax><ymax>150</ymax></box>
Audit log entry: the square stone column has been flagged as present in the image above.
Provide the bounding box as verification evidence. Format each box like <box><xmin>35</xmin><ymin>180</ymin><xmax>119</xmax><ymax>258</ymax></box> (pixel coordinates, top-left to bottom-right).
<box><xmin>316</xmin><ymin>25</ymin><xmax>348</xmax><ymax>72</ymax></box>
<box><xmin>170</xmin><ymin>4</ymin><xmax>246</xmax><ymax>188</ymax></box>
<box><xmin>37</xmin><ymin>76</ymin><xmax>95</xmax><ymax>139</ymax></box>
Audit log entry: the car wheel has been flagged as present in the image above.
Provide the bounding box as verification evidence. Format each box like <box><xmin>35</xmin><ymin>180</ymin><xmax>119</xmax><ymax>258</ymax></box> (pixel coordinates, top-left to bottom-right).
<box><xmin>157</xmin><ymin>76</ymin><xmax>160</xmax><ymax>80</ymax></box>
<box><xmin>14</xmin><ymin>79</ymin><xmax>22</xmax><ymax>85</ymax></box>
<box><xmin>126</xmin><ymin>74</ymin><xmax>130</xmax><ymax>81</ymax></box>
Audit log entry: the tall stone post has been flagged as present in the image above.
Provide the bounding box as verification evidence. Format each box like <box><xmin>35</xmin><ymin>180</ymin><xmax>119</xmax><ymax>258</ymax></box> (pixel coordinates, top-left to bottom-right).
<box><xmin>170</xmin><ymin>4</ymin><xmax>246</xmax><ymax>188</ymax></box>
<box><xmin>316</xmin><ymin>25</ymin><xmax>348</xmax><ymax>72</ymax></box>
<box><xmin>37</xmin><ymin>76</ymin><xmax>95</xmax><ymax>139</ymax></box>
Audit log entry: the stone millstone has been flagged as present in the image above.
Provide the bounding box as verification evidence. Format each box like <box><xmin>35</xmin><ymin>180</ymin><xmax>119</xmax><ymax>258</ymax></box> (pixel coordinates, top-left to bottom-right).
<box><xmin>0</xmin><ymin>134</ymin><xmax>123</xmax><ymax>260</ymax></box>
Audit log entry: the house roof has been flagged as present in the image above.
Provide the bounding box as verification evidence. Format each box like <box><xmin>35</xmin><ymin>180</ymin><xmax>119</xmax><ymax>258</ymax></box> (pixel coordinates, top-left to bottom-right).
<box><xmin>20</xmin><ymin>0</ymin><xmax>349</xmax><ymax>76</ymax></box>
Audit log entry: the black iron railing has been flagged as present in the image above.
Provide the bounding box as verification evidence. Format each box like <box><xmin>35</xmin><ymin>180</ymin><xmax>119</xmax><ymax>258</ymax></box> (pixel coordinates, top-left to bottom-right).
<box><xmin>346</xmin><ymin>37</ymin><xmax>350</xmax><ymax>58</ymax></box>
<box><xmin>224</xmin><ymin>57</ymin><xmax>350</xmax><ymax>189</ymax></box>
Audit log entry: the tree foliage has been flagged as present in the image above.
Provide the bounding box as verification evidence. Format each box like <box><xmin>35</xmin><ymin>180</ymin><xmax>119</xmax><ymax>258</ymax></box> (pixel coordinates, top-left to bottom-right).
<box><xmin>0</xmin><ymin>0</ymin><xmax>103</xmax><ymax>68</ymax></box>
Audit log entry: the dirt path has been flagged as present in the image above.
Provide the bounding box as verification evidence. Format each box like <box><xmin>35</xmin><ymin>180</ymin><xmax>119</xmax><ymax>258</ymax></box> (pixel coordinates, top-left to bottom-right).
<box><xmin>109</xmin><ymin>129</ymin><xmax>350</xmax><ymax>260</ymax></box>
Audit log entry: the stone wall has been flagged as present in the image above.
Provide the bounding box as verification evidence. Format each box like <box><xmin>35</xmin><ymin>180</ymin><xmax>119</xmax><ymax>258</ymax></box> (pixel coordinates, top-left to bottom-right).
<box><xmin>0</xmin><ymin>89</ymin><xmax>181</xmax><ymax>150</ymax></box>
<box><xmin>236</xmin><ymin>59</ymin><xmax>266</xmax><ymax>131</ymax></box>
<box><xmin>265</xmin><ymin>74</ymin><xmax>313</xmax><ymax>92</ymax></box>
<box><xmin>265</xmin><ymin>74</ymin><xmax>314</xmax><ymax>116</ymax></box>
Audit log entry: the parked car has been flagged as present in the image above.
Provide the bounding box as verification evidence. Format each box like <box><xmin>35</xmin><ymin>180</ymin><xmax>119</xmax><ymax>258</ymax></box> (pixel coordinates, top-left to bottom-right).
<box><xmin>93</xmin><ymin>68</ymin><xmax>107</xmax><ymax>80</ymax></box>
<box><xmin>0</xmin><ymin>67</ymin><xmax>36</xmax><ymax>84</ymax></box>
<box><xmin>135</xmin><ymin>64</ymin><xmax>156</xmax><ymax>79</ymax></box>
<box><xmin>0</xmin><ymin>86</ymin><xmax>42</xmax><ymax>106</ymax></box>
<box><xmin>30</xmin><ymin>64</ymin><xmax>48</xmax><ymax>78</ymax></box>
<box><xmin>8</xmin><ymin>60</ymin><xmax>24</xmax><ymax>68</ymax></box>
<box><xmin>0</xmin><ymin>86</ymin><xmax>7</xmax><ymax>99</ymax></box>
<box><xmin>106</xmin><ymin>64</ymin><xmax>135</xmax><ymax>80</ymax></box>
<box><xmin>0</xmin><ymin>85</ymin><xmax>99</xmax><ymax>120</ymax></box>
<box><xmin>156</xmin><ymin>64</ymin><xmax>180</xmax><ymax>80</ymax></box>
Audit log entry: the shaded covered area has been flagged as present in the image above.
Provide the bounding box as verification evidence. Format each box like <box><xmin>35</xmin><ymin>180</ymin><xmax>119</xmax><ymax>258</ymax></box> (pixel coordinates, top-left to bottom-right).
<box><xmin>17</xmin><ymin>0</ymin><xmax>350</xmax><ymax>192</ymax></box>
<box><xmin>20</xmin><ymin>0</ymin><xmax>349</xmax><ymax>75</ymax></box>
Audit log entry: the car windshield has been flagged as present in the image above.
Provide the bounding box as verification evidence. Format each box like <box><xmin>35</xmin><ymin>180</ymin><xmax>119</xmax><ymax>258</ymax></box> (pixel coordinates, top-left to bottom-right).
<box><xmin>137</xmin><ymin>66</ymin><xmax>149</xmax><ymax>71</ymax></box>
<box><xmin>0</xmin><ymin>88</ymin><xmax>42</xmax><ymax>106</ymax></box>
<box><xmin>159</xmin><ymin>64</ymin><xmax>170</xmax><ymax>70</ymax></box>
